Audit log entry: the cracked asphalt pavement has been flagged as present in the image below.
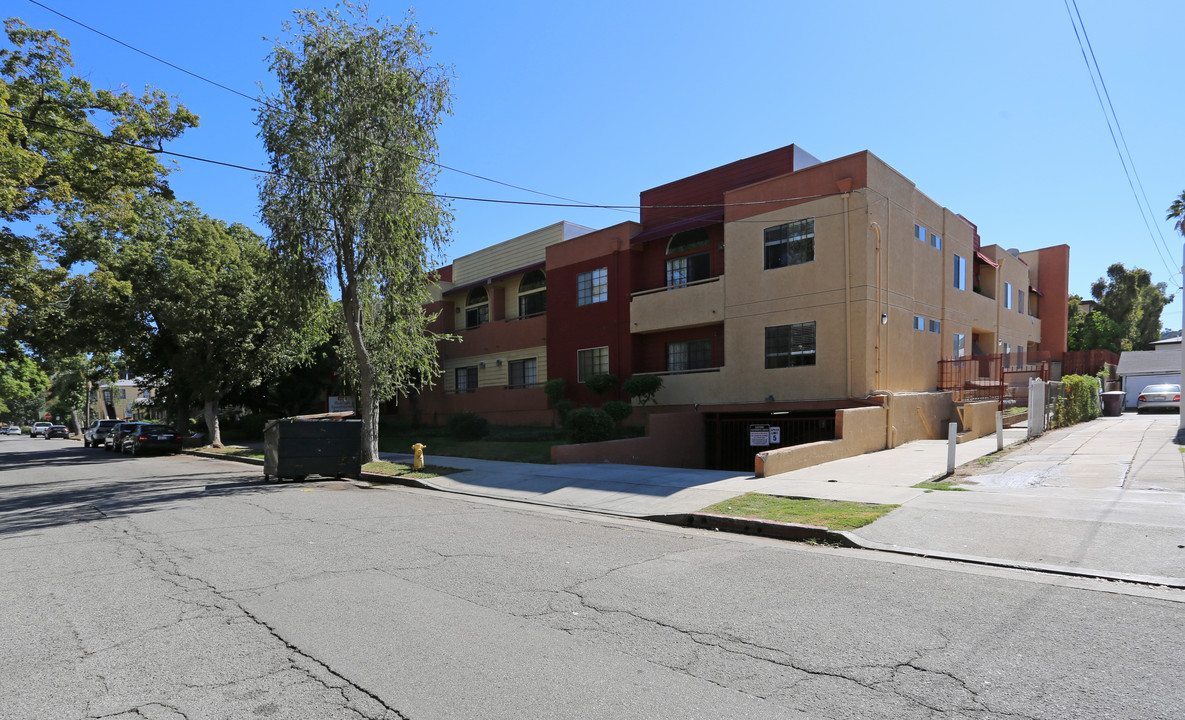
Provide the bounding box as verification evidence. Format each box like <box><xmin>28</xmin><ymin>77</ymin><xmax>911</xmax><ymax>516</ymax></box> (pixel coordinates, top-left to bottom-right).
<box><xmin>2</xmin><ymin>436</ymin><xmax>1183</xmax><ymax>719</ymax></box>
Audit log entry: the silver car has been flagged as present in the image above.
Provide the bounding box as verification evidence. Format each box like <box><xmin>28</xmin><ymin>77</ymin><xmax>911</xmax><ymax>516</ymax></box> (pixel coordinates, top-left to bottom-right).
<box><xmin>1136</xmin><ymin>383</ymin><xmax>1180</xmax><ymax>414</ymax></box>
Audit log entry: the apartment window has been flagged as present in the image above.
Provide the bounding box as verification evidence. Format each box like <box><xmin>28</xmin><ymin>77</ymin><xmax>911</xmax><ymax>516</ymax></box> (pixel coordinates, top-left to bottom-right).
<box><xmin>765</xmin><ymin>322</ymin><xmax>816</xmax><ymax>369</ymax></box>
<box><xmin>930</xmin><ymin>232</ymin><xmax>942</xmax><ymax>249</ymax></box>
<box><xmin>666</xmin><ymin>339</ymin><xmax>712</xmax><ymax>372</ymax></box>
<box><xmin>1004</xmin><ymin>282</ymin><xmax>1013</xmax><ymax>309</ymax></box>
<box><xmin>953</xmin><ymin>254</ymin><xmax>966</xmax><ymax>291</ymax></box>
<box><xmin>913</xmin><ymin>315</ymin><xmax>925</xmax><ymax>331</ymax></box>
<box><xmin>915</xmin><ymin>224</ymin><xmax>926</xmax><ymax>242</ymax></box>
<box><xmin>1003</xmin><ymin>342</ymin><xmax>1011</xmax><ymax>356</ymax></box>
<box><xmin>508</xmin><ymin>358</ymin><xmax>537</xmax><ymax>388</ymax></box>
<box><xmin>577</xmin><ymin>346</ymin><xmax>609</xmax><ymax>382</ymax></box>
<box><xmin>929</xmin><ymin>319</ymin><xmax>941</xmax><ymax>334</ymax></box>
<box><xmin>465</xmin><ymin>287</ymin><xmax>490</xmax><ymax>328</ymax></box>
<box><xmin>763</xmin><ymin>218</ymin><xmax>814</xmax><ymax>270</ymax></box>
<box><xmin>120</xmin><ymin>388</ymin><xmax>127</xmax><ymax>399</ymax></box>
<box><xmin>455</xmin><ymin>366</ymin><xmax>478</xmax><ymax>393</ymax></box>
<box><xmin>577</xmin><ymin>268</ymin><xmax>608</xmax><ymax>306</ymax></box>
<box><xmin>518</xmin><ymin>270</ymin><xmax>547</xmax><ymax>316</ymax></box>
<box><xmin>1017</xmin><ymin>289</ymin><xmax>1025</xmax><ymax>314</ymax></box>
<box><xmin>666</xmin><ymin>228</ymin><xmax>709</xmax><ymax>255</ymax></box>
<box><xmin>666</xmin><ymin>253</ymin><xmax>711</xmax><ymax>287</ymax></box>
<box><xmin>953</xmin><ymin>333</ymin><xmax>966</xmax><ymax>358</ymax></box>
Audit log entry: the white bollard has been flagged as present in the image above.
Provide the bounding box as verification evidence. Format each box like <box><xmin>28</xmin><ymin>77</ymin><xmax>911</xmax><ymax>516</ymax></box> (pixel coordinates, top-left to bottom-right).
<box><xmin>947</xmin><ymin>422</ymin><xmax>958</xmax><ymax>475</ymax></box>
<box><xmin>996</xmin><ymin>411</ymin><xmax>1004</xmax><ymax>451</ymax></box>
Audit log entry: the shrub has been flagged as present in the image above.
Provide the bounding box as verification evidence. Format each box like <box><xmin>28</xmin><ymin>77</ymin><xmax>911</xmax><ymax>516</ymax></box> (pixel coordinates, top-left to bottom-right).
<box><xmin>564</xmin><ymin>407</ymin><xmax>615</xmax><ymax>444</ymax></box>
<box><xmin>622</xmin><ymin>374</ymin><xmax>662</xmax><ymax>406</ymax></box>
<box><xmin>1051</xmin><ymin>374</ymin><xmax>1101</xmax><ymax>428</ymax></box>
<box><xmin>554</xmin><ymin>399</ymin><xmax>576</xmax><ymax>426</ymax></box>
<box><xmin>543</xmin><ymin>378</ymin><xmax>566</xmax><ymax>406</ymax></box>
<box><xmin>602</xmin><ymin>400</ymin><xmax>633</xmax><ymax>425</ymax></box>
<box><xmin>584</xmin><ymin>373</ymin><xmax>618</xmax><ymax>399</ymax></box>
<box><xmin>447</xmin><ymin>412</ymin><xmax>489</xmax><ymax>441</ymax></box>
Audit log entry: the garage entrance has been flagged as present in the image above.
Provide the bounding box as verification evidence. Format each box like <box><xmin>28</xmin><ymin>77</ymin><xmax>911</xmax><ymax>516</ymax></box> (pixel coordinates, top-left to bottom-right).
<box><xmin>704</xmin><ymin>411</ymin><xmax>836</xmax><ymax>472</ymax></box>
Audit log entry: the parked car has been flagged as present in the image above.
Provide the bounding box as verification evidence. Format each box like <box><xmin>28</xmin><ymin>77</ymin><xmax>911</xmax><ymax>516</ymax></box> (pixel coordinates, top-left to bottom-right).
<box><xmin>85</xmin><ymin>419</ymin><xmax>123</xmax><ymax>448</ymax></box>
<box><xmin>105</xmin><ymin>422</ymin><xmax>147</xmax><ymax>451</ymax></box>
<box><xmin>45</xmin><ymin>425</ymin><xmax>70</xmax><ymax>439</ymax></box>
<box><xmin>123</xmin><ymin>423</ymin><xmax>183</xmax><ymax>456</ymax></box>
<box><xmin>30</xmin><ymin>421</ymin><xmax>52</xmax><ymax>438</ymax></box>
<box><xmin>1136</xmin><ymin>384</ymin><xmax>1180</xmax><ymax>414</ymax></box>
<box><xmin>4</xmin><ymin>426</ymin><xmax>19</xmax><ymax>435</ymax></box>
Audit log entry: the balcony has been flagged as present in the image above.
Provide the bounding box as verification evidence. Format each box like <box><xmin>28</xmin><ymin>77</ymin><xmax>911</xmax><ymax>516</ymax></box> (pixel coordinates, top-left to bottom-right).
<box><xmin>630</xmin><ymin>277</ymin><xmax>724</xmax><ymax>334</ymax></box>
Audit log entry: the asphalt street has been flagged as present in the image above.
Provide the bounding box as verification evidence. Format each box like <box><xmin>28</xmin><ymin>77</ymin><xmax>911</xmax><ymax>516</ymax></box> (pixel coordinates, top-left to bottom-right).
<box><xmin>2</xmin><ymin>435</ymin><xmax>1184</xmax><ymax>719</ymax></box>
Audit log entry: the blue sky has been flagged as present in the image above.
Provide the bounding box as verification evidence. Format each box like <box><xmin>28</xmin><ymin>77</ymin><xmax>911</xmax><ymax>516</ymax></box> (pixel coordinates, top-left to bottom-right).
<box><xmin>11</xmin><ymin>0</ymin><xmax>1185</xmax><ymax>329</ymax></box>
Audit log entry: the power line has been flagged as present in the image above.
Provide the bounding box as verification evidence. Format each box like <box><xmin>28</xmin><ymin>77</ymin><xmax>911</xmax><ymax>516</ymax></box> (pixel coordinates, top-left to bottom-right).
<box><xmin>25</xmin><ymin>0</ymin><xmax>624</xmax><ymax>212</ymax></box>
<box><xmin>1</xmin><ymin>109</ymin><xmax>847</xmax><ymax>211</ymax></box>
<box><xmin>1064</xmin><ymin>0</ymin><xmax>1180</xmax><ymax>285</ymax></box>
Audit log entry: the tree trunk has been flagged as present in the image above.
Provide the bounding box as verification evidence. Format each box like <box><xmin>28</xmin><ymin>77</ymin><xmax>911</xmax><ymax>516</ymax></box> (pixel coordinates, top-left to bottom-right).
<box><xmin>203</xmin><ymin>396</ymin><xmax>222</xmax><ymax>448</ymax></box>
<box><xmin>69</xmin><ymin>409</ymin><xmax>82</xmax><ymax>436</ymax></box>
<box><xmin>343</xmin><ymin>287</ymin><xmax>379</xmax><ymax>464</ymax></box>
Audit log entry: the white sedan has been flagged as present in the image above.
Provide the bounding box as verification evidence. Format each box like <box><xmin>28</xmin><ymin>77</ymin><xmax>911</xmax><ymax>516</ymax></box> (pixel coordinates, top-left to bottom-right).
<box><xmin>1136</xmin><ymin>384</ymin><xmax>1180</xmax><ymax>413</ymax></box>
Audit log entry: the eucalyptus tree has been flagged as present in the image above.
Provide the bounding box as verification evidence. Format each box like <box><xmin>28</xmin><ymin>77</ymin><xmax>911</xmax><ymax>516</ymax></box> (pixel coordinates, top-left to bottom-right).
<box><xmin>257</xmin><ymin>4</ymin><xmax>453</xmax><ymax>462</ymax></box>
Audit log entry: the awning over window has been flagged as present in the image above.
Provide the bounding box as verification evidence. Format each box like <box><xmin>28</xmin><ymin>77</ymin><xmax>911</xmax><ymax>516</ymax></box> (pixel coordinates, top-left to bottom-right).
<box><xmin>1029</xmin><ymin>285</ymin><xmax>1044</xmax><ymax>297</ymax></box>
<box><xmin>630</xmin><ymin>211</ymin><xmax>724</xmax><ymax>246</ymax></box>
<box><xmin>974</xmin><ymin>250</ymin><xmax>999</xmax><ymax>268</ymax></box>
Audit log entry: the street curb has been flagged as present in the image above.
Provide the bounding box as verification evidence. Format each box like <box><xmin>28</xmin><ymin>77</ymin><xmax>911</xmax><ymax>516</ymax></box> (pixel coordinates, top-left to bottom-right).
<box><xmin>835</xmin><ymin>533</ymin><xmax>1185</xmax><ymax>589</ymax></box>
<box><xmin>647</xmin><ymin>512</ymin><xmax>861</xmax><ymax>547</ymax></box>
<box><xmin>183</xmin><ymin>449</ymin><xmax>1183</xmax><ymax>590</ymax></box>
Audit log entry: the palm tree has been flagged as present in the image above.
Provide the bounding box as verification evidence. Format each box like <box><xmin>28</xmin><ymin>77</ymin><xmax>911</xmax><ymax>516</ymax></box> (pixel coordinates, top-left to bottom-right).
<box><xmin>1168</xmin><ymin>190</ymin><xmax>1185</xmax><ymax>236</ymax></box>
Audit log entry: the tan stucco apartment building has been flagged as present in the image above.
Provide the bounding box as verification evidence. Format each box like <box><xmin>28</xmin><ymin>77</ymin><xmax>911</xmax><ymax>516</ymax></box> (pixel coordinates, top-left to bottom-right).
<box><xmin>407</xmin><ymin>144</ymin><xmax>1070</xmax><ymax>471</ymax></box>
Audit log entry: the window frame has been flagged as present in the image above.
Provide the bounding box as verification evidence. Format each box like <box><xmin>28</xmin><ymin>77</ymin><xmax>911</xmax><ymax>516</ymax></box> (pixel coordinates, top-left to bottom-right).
<box><xmin>517</xmin><ymin>270</ymin><xmax>547</xmax><ymax>317</ymax></box>
<box><xmin>763</xmin><ymin>218</ymin><xmax>815</xmax><ymax>271</ymax></box>
<box><xmin>507</xmin><ymin>358</ymin><xmax>537</xmax><ymax>389</ymax></box>
<box><xmin>953</xmin><ymin>254</ymin><xmax>967</xmax><ymax>291</ymax></box>
<box><xmin>455</xmin><ymin>366</ymin><xmax>478</xmax><ymax>393</ymax></box>
<box><xmin>913</xmin><ymin>315</ymin><xmax>925</xmax><ymax>331</ymax></box>
<box><xmin>666</xmin><ymin>338</ymin><xmax>712</xmax><ymax>373</ymax></box>
<box><xmin>577</xmin><ymin>346</ymin><xmax>609</xmax><ymax>382</ymax></box>
<box><xmin>465</xmin><ymin>287</ymin><xmax>490</xmax><ymax>328</ymax></box>
<box><xmin>953</xmin><ymin>333</ymin><xmax>966</xmax><ymax>358</ymax></box>
<box><xmin>929</xmin><ymin>319</ymin><xmax>941</xmax><ymax>334</ymax></box>
<box><xmin>576</xmin><ymin>267</ymin><xmax>608</xmax><ymax>306</ymax></box>
<box><xmin>914</xmin><ymin>223</ymin><xmax>927</xmax><ymax>242</ymax></box>
<box><xmin>665</xmin><ymin>251</ymin><xmax>711</xmax><ymax>287</ymax></box>
<box><xmin>764</xmin><ymin>321</ymin><xmax>817</xmax><ymax>369</ymax></box>
<box><xmin>1004</xmin><ymin>281</ymin><xmax>1013</xmax><ymax>309</ymax></box>
<box><xmin>930</xmin><ymin>232</ymin><xmax>942</xmax><ymax>249</ymax></box>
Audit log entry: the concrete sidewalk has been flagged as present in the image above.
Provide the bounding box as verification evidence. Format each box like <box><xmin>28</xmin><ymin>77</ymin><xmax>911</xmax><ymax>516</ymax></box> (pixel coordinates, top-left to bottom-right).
<box><xmin>389</xmin><ymin>415</ymin><xmax>1184</xmax><ymax>586</ymax></box>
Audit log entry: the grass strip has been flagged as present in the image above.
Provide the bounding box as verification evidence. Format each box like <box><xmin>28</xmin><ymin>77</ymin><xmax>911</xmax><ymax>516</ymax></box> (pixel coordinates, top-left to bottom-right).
<box><xmin>699</xmin><ymin>493</ymin><xmax>897</xmax><ymax>531</ymax></box>
<box><xmin>911</xmin><ymin>480</ymin><xmax>969</xmax><ymax>492</ymax></box>
<box><xmin>363</xmin><ymin>460</ymin><xmax>464</xmax><ymax>481</ymax></box>
<box><xmin>200</xmin><ymin>446</ymin><xmax>263</xmax><ymax>459</ymax></box>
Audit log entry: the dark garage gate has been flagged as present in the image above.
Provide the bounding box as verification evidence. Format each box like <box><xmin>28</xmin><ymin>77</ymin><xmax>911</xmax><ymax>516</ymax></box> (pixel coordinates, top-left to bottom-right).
<box><xmin>704</xmin><ymin>411</ymin><xmax>836</xmax><ymax>472</ymax></box>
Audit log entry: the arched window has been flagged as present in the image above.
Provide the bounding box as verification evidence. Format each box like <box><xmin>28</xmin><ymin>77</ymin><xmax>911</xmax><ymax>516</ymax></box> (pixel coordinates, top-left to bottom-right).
<box><xmin>465</xmin><ymin>286</ymin><xmax>489</xmax><ymax>328</ymax></box>
<box><xmin>665</xmin><ymin>228</ymin><xmax>711</xmax><ymax>287</ymax></box>
<box><xmin>518</xmin><ymin>269</ymin><xmax>547</xmax><ymax>317</ymax></box>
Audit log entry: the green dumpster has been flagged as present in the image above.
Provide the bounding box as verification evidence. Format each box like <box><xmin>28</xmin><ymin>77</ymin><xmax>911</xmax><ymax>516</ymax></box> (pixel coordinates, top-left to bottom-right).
<box><xmin>263</xmin><ymin>416</ymin><xmax>362</xmax><ymax>481</ymax></box>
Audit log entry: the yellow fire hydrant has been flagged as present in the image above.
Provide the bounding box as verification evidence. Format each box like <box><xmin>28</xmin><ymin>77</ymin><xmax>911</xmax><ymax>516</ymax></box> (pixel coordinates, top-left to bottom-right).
<box><xmin>412</xmin><ymin>443</ymin><xmax>427</xmax><ymax>469</ymax></box>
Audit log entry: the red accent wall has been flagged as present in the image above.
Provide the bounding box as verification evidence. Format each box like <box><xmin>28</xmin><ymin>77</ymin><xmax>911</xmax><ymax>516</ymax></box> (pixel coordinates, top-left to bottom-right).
<box><xmin>546</xmin><ymin>224</ymin><xmax>637</xmax><ymax>406</ymax></box>
<box><xmin>639</xmin><ymin>145</ymin><xmax>802</xmax><ymax>227</ymax></box>
<box><xmin>724</xmin><ymin>151</ymin><xmax>870</xmax><ymax>223</ymax></box>
<box><xmin>445</xmin><ymin>314</ymin><xmax>547</xmax><ymax>360</ymax></box>
<box><xmin>633</xmin><ymin>324</ymin><xmax>726</xmax><ymax>373</ymax></box>
<box><xmin>631</xmin><ymin>224</ymin><xmax>725</xmax><ymax>293</ymax></box>
<box><xmin>1035</xmin><ymin>245</ymin><xmax>1070</xmax><ymax>355</ymax></box>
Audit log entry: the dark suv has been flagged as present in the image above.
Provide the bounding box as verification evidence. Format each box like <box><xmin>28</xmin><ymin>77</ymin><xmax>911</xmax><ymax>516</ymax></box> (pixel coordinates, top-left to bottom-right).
<box><xmin>85</xmin><ymin>419</ymin><xmax>123</xmax><ymax>448</ymax></box>
<box><xmin>105</xmin><ymin>422</ymin><xmax>147</xmax><ymax>452</ymax></box>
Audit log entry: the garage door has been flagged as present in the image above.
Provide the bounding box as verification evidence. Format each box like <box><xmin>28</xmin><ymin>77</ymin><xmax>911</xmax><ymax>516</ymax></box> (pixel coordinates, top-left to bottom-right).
<box><xmin>1123</xmin><ymin>373</ymin><xmax>1180</xmax><ymax>408</ymax></box>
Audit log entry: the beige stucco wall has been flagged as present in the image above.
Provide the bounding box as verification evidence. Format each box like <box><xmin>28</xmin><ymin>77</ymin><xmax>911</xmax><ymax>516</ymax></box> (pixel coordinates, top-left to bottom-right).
<box><xmin>441</xmin><ymin>346</ymin><xmax>547</xmax><ymax>392</ymax></box>
<box><xmin>630</xmin><ymin>278</ymin><xmax>724</xmax><ymax>334</ymax></box>
<box><xmin>957</xmin><ymin>400</ymin><xmax>999</xmax><ymax>441</ymax></box>
<box><xmin>451</xmin><ymin>221</ymin><xmax>590</xmax><ymax>286</ymax></box>
<box><xmin>551</xmin><ymin>410</ymin><xmax>706</xmax><ymax>468</ymax></box>
<box><xmin>880</xmin><ymin>391</ymin><xmax>956</xmax><ymax>445</ymax></box>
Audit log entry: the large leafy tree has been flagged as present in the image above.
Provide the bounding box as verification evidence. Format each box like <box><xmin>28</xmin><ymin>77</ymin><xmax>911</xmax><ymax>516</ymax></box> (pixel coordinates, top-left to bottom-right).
<box><xmin>1068</xmin><ymin>264</ymin><xmax>1173</xmax><ymax>352</ymax></box>
<box><xmin>258</xmin><ymin>5</ymin><xmax>453</xmax><ymax>462</ymax></box>
<box><xmin>0</xmin><ymin>349</ymin><xmax>49</xmax><ymax>423</ymax></box>
<box><xmin>0</xmin><ymin>18</ymin><xmax>197</xmax><ymax>348</ymax></box>
<box><xmin>65</xmin><ymin>197</ymin><xmax>327</xmax><ymax>445</ymax></box>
